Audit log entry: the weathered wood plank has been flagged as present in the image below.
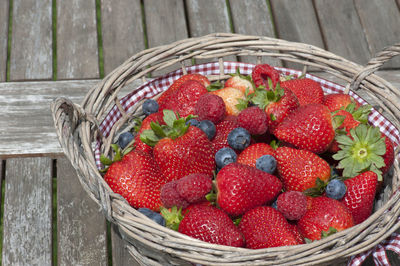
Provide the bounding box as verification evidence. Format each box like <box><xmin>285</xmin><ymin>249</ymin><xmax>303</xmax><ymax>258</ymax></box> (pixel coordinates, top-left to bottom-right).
<box><xmin>0</xmin><ymin>0</ymin><xmax>8</xmax><ymax>82</ymax></box>
<box><xmin>228</xmin><ymin>0</ymin><xmax>281</xmax><ymax>66</ymax></box>
<box><xmin>9</xmin><ymin>0</ymin><xmax>52</xmax><ymax>81</ymax></box>
<box><xmin>57</xmin><ymin>0</ymin><xmax>99</xmax><ymax>79</ymax></box>
<box><xmin>185</xmin><ymin>0</ymin><xmax>236</xmax><ymax>63</ymax></box>
<box><xmin>2</xmin><ymin>157</ymin><xmax>52</xmax><ymax>265</ymax></box>
<box><xmin>314</xmin><ymin>0</ymin><xmax>371</xmax><ymax>65</ymax></box>
<box><xmin>100</xmin><ymin>0</ymin><xmax>145</xmax><ymax>75</ymax></box>
<box><xmin>57</xmin><ymin>157</ymin><xmax>108</xmax><ymax>265</ymax></box>
<box><xmin>144</xmin><ymin>0</ymin><xmax>189</xmax><ymax>76</ymax></box>
<box><xmin>354</xmin><ymin>0</ymin><xmax>400</xmax><ymax>69</ymax></box>
<box><xmin>111</xmin><ymin>224</ymin><xmax>140</xmax><ymax>266</ymax></box>
<box><xmin>270</xmin><ymin>0</ymin><xmax>324</xmax><ymax>69</ymax></box>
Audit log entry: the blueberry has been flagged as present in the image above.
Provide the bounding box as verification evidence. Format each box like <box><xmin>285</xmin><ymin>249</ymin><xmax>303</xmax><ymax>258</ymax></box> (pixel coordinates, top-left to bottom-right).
<box><xmin>256</xmin><ymin>155</ymin><xmax>277</xmax><ymax>174</ymax></box>
<box><xmin>142</xmin><ymin>99</ymin><xmax>159</xmax><ymax>116</ymax></box>
<box><xmin>186</xmin><ymin>118</ymin><xmax>200</xmax><ymax>127</ymax></box>
<box><xmin>215</xmin><ymin>147</ymin><xmax>237</xmax><ymax>168</ymax></box>
<box><xmin>271</xmin><ymin>200</ymin><xmax>278</xmax><ymax>209</ymax></box>
<box><xmin>117</xmin><ymin>132</ymin><xmax>134</xmax><ymax>149</ymax></box>
<box><xmin>227</xmin><ymin>127</ymin><xmax>251</xmax><ymax>150</ymax></box>
<box><xmin>137</xmin><ymin>208</ymin><xmax>166</xmax><ymax>226</ymax></box>
<box><xmin>326</xmin><ymin>179</ymin><xmax>347</xmax><ymax>200</ymax></box>
<box><xmin>198</xmin><ymin>120</ymin><xmax>216</xmax><ymax>140</ymax></box>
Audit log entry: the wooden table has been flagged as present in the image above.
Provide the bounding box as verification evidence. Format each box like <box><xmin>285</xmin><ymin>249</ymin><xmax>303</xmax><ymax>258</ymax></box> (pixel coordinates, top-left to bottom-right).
<box><xmin>0</xmin><ymin>0</ymin><xmax>399</xmax><ymax>265</ymax></box>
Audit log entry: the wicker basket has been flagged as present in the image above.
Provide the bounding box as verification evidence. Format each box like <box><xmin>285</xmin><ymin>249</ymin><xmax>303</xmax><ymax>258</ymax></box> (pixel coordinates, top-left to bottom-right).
<box><xmin>51</xmin><ymin>33</ymin><xmax>400</xmax><ymax>265</ymax></box>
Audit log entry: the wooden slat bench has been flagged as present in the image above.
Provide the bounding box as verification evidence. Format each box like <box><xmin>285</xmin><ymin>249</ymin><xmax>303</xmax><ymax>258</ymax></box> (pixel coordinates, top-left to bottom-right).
<box><xmin>0</xmin><ymin>0</ymin><xmax>399</xmax><ymax>265</ymax></box>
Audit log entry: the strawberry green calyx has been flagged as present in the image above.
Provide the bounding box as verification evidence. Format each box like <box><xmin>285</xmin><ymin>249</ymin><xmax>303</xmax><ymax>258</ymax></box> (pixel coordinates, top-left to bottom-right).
<box><xmin>235</xmin><ymin>87</ymin><xmax>253</xmax><ymax>111</ymax></box>
<box><xmin>332</xmin><ymin>124</ymin><xmax>386</xmax><ymax>181</ymax></box>
<box><xmin>100</xmin><ymin>143</ymin><xmax>134</xmax><ymax>172</ymax></box>
<box><xmin>230</xmin><ymin>67</ymin><xmax>255</xmax><ymax>87</ymax></box>
<box><xmin>321</xmin><ymin>227</ymin><xmax>338</xmax><ymax>239</ymax></box>
<box><xmin>206</xmin><ymin>81</ymin><xmax>223</xmax><ymax>92</ymax></box>
<box><xmin>140</xmin><ymin>110</ymin><xmax>196</xmax><ymax>147</ymax></box>
<box><xmin>304</xmin><ymin>178</ymin><xmax>328</xmax><ymax>197</ymax></box>
<box><xmin>349</xmin><ymin>104</ymin><xmax>371</xmax><ymax>124</ymax></box>
<box><xmin>160</xmin><ymin>206</ymin><xmax>184</xmax><ymax>231</ymax></box>
<box><xmin>251</xmin><ymin>79</ymin><xmax>284</xmax><ymax>110</ymax></box>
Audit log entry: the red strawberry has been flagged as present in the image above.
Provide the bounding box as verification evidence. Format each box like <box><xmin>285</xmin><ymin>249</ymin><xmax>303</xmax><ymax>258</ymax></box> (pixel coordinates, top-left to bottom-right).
<box><xmin>141</xmin><ymin>110</ymin><xmax>215</xmax><ymax>182</ymax></box>
<box><xmin>381</xmin><ymin>134</ymin><xmax>395</xmax><ymax>176</ymax></box>
<box><xmin>323</xmin><ymin>93</ymin><xmax>360</xmax><ymax>112</ymax></box>
<box><xmin>216</xmin><ymin>163</ymin><xmax>282</xmax><ymax>216</ymax></box>
<box><xmin>297</xmin><ymin>196</ymin><xmax>354</xmax><ymax>241</ymax></box>
<box><xmin>251</xmin><ymin>85</ymin><xmax>300</xmax><ymax>134</ymax></box>
<box><xmin>237</xmin><ymin>106</ymin><xmax>268</xmax><ymax>135</ymax></box>
<box><xmin>178</xmin><ymin>204</ymin><xmax>244</xmax><ymax>247</ymax></box>
<box><xmin>237</xmin><ymin>142</ymin><xmax>275</xmax><ymax>168</ymax></box>
<box><xmin>211</xmin><ymin>120</ymin><xmax>239</xmax><ymax>153</ymax></box>
<box><xmin>158</xmin><ymin>74</ymin><xmax>210</xmax><ymax>111</ymax></box>
<box><xmin>225</xmin><ymin>68</ymin><xmax>255</xmax><ymax>94</ymax></box>
<box><xmin>161</xmin><ymin>80</ymin><xmax>208</xmax><ymax>117</ymax></box>
<box><xmin>251</xmin><ymin>64</ymin><xmax>280</xmax><ymax>89</ymax></box>
<box><xmin>288</xmin><ymin>222</ymin><xmax>305</xmax><ymax>245</ymax></box>
<box><xmin>104</xmin><ymin>149</ymin><xmax>167</xmax><ymax>211</ymax></box>
<box><xmin>134</xmin><ymin>111</ymin><xmax>164</xmax><ymax>154</ymax></box>
<box><xmin>274</xmin><ymin>103</ymin><xmax>335</xmax><ymax>154</ymax></box>
<box><xmin>340</xmin><ymin>171</ymin><xmax>377</xmax><ymax>225</ymax></box>
<box><xmin>239</xmin><ymin>206</ymin><xmax>303</xmax><ymax>249</ymax></box>
<box><xmin>194</xmin><ymin>93</ymin><xmax>226</xmax><ymax>124</ymax></box>
<box><xmin>281</xmin><ymin>78</ymin><xmax>324</xmax><ymax>106</ymax></box>
<box><xmin>274</xmin><ymin>147</ymin><xmax>331</xmax><ymax>192</ymax></box>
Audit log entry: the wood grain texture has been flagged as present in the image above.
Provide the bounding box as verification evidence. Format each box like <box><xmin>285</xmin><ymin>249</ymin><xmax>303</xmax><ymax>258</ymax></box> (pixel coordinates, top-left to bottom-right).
<box><xmin>0</xmin><ymin>0</ymin><xmax>8</xmax><ymax>81</ymax></box>
<box><xmin>57</xmin><ymin>0</ymin><xmax>99</xmax><ymax>79</ymax></box>
<box><xmin>0</xmin><ymin>80</ymin><xmax>98</xmax><ymax>156</ymax></box>
<box><xmin>57</xmin><ymin>157</ymin><xmax>108</xmax><ymax>265</ymax></box>
<box><xmin>144</xmin><ymin>0</ymin><xmax>189</xmax><ymax>76</ymax></box>
<box><xmin>101</xmin><ymin>0</ymin><xmax>145</xmax><ymax>75</ymax></box>
<box><xmin>185</xmin><ymin>0</ymin><xmax>236</xmax><ymax>63</ymax></box>
<box><xmin>229</xmin><ymin>0</ymin><xmax>281</xmax><ymax>66</ymax></box>
<box><xmin>354</xmin><ymin>0</ymin><xmax>400</xmax><ymax>69</ymax></box>
<box><xmin>2</xmin><ymin>157</ymin><xmax>52</xmax><ymax>265</ymax></box>
<box><xmin>314</xmin><ymin>0</ymin><xmax>371</xmax><ymax>65</ymax></box>
<box><xmin>111</xmin><ymin>224</ymin><xmax>140</xmax><ymax>266</ymax></box>
<box><xmin>10</xmin><ymin>0</ymin><xmax>52</xmax><ymax>81</ymax></box>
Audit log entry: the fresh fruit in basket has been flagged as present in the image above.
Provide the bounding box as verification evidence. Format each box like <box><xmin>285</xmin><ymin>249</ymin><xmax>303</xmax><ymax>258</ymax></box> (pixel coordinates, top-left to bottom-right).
<box><xmin>281</xmin><ymin>77</ymin><xmax>325</xmax><ymax>106</ymax></box>
<box><xmin>101</xmin><ymin>62</ymin><xmax>396</xmax><ymax>250</ymax></box>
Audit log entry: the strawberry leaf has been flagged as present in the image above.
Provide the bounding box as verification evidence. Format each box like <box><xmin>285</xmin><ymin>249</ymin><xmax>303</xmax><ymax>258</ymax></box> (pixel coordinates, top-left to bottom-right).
<box><xmin>207</xmin><ymin>81</ymin><xmax>223</xmax><ymax>92</ymax></box>
<box><xmin>100</xmin><ymin>154</ymin><xmax>113</xmax><ymax>166</ymax></box>
<box><xmin>160</xmin><ymin>206</ymin><xmax>184</xmax><ymax>231</ymax></box>
<box><xmin>304</xmin><ymin>178</ymin><xmax>328</xmax><ymax>197</ymax></box>
<box><xmin>163</xmin><ymin>109</ymin><xmax>177</xmax><ymax>128</ymax></box>
<box><xmin>321</xmin><ymin>227</ymin><xmax>338</xmax><ymax>238</ymax></box>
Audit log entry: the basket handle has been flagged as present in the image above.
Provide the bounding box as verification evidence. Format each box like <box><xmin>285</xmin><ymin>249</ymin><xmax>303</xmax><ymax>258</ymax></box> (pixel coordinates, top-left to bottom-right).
<box><xmin>51</xmin><ymin>97</ymin><xmax>117</xmax><ymax>222</ymax></box>
<box><xmin>347</xmin><ymin>43</ymin><xmax>400</xmax><ymax>91</ymax></box>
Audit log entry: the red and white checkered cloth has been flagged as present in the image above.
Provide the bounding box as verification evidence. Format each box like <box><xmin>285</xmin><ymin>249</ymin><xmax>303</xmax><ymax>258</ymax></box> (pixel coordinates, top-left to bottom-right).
<box><xmin>95</xmin><ymin>61</ymin><xmax>400</xmax><ymax>265</ymax></box>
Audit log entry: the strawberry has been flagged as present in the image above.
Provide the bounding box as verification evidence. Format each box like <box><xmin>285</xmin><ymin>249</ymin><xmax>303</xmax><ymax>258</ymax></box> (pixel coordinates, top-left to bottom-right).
<box><xmin>237</xmin><ymin>142</ymin><xmax>275</xmax><ymax>168</ymax></box>
<box><xmin>323</xmin><ymin>93</ymin><xmax>360</xmax><ymax>112</ymax></box>
<box><xmin>251</xmin><ymin>64</ymin><xmax>280</xmax><ymax>89</ymax></box>
<box><xmin>216</xmin><ymin>162</ymin><xmax>282</xmax><ymax>216</ymax></box>
<box><xmin>134</xmin><ymin>111</ymin><xmax>165</xmax><ymax>154</ymax></box>
<box><xmin>158</xmin><ymin>74</ymin><xmax>210</xmax><ymax>111</ymax></box>
<box><xmin>281</xmin><ymin>78</ymin><xmax>324</xmax><ymax>106</ymax></box>
<box><xmin>211</xmin><ymin>120</ymin><xmax>239</xmax><ymax>153</ymax></box>
<box><xmin>297</xmin><ymin>196</ymin><xmax>354</xmax><ymax>241</ymax></box>
<box><xmin>210</xmin><ymin>87</ymin><xmax>246</xmax><ymax>116</ymax></box>
<box><xmin>141</xmin><ymin>110</ymin><xmax>215</xmax><ymax>182</ymax></box>
<box><xmin>274</xmin><ymin>103</ymin><xmax>335</xmax><ymax>154</ymax></box>
<box><xmin>340</xmin><ymin>171</ymin><xmax>377</xmax><ymax>225</ymax></box>
<box><xmin>239</xmin><ymin>206</ymin><xmax>303</xmax><ymax>249</ymax></box>
<box><xmin>104</xmin><ymin>149</ymin><xmax>167</xmax><ymax>211</ymax></box>
<box><xmin>332</xmin><ymin>124</ymin><xmax>387</xmax><ymax>182</ymax></box>
<box><xmin>194</xmin><ymin>93</ymin><xmax>226</xmax><ymax>124</ymax></box>
<box><xmin>224</xmin><ymin>68</ymin><xmax>255</xmax><ymax>94</ymax></box>
<box><xmin>178</xmin><ymin>204</ymin><xmax>244</xmax><ymax>247</ymax></box>
<box><xmin>251</xmin><ymin>85</ymin><xmax>300</xmax><ymax>134</ymax></box>
<box><xmin>237</xmin><ymin>106</ymin><xmax>268</xmax><ymax>135</ymax></box>
<box><xmin>274</xmin><ymin>147</ymin><xmax>331</xmax><ymax>192</ymax></box>
<box><xmin>288</xmin><ymin>222</ymin><xmax>305</xmax><ymax>245</ymax></box>
<box><xmin>161</xmin><ymin>80</ymin><xmax>208</xmax><ymax>117</ymax></box>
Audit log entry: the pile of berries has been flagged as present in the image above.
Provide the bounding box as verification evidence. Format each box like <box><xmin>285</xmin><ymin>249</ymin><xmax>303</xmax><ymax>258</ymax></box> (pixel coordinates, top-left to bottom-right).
<box><xmin>101</xmin><ymin>64</ymin><xmax>395</xmax><ymax>248</ymax></box>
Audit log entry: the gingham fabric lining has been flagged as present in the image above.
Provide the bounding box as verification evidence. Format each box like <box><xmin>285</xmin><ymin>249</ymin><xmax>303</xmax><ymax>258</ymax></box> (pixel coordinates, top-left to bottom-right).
<box><xmin>95</xmin><ymin>61</ymin><xmax>400</xmax><ymax>169</ymax></box>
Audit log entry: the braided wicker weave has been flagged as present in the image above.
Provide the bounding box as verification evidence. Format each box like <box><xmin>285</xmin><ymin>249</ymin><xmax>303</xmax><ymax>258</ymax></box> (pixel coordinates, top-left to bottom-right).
<box><xmin>51</xmin><ymin>33</ymin><xmax>400</xmax><ymax>265</ymax></box>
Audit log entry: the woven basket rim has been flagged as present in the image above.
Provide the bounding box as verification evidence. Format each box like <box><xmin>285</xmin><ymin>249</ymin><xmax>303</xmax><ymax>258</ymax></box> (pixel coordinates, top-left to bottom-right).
<box><xmin>51</xmin><ymin>33</ymin><xmax>400</xmax><ymax>265</ymax></box>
